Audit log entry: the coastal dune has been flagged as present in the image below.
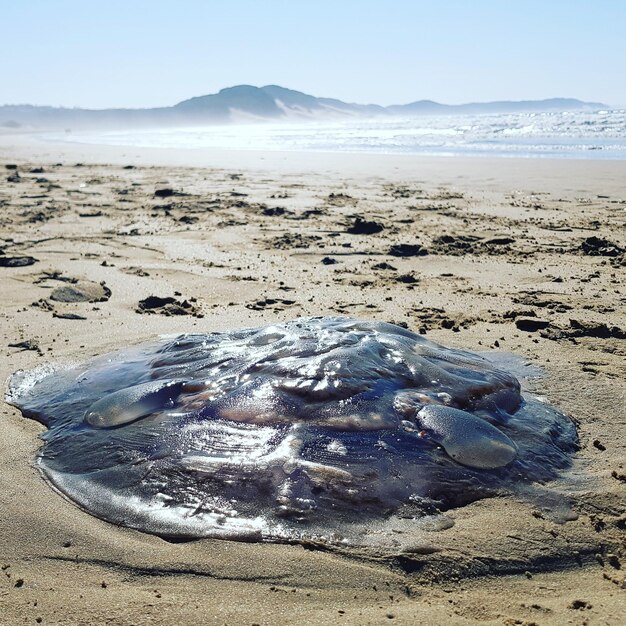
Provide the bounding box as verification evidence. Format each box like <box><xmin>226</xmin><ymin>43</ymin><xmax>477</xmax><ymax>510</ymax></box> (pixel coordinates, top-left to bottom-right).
<box><xmin>1</xmin><ymin>134</ymin><xmax>625</xmax><ymax>624</ymax></box>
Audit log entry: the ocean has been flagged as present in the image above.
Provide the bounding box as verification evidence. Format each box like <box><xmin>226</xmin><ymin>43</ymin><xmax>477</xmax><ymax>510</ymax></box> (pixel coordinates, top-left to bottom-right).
<box><xmin>50</xmin><ymin>108</ymin><xmax>626</xmax><ymax>159</ymax></box>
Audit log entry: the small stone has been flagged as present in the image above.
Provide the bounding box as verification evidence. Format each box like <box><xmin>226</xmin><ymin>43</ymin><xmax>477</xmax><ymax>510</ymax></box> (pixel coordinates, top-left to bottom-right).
<box><xmin>568</xmin><ymin>599</ymin><xmax>591</xmax><ymax>610</ymax></box>
<box><xmin>515</xmin><ymin>318</ymin><xmax>550</xmax><ymax>332</ymax></box>
<box><xmin>346</xmin><ymin>217</ymin><xmax>384</xmax><ymax>235</ymax></box>
<box><xmin>0</xmin><ymin>256</ymin><xmax>38</xmax><ymax>267</ymax></box>
<box><xmin>388</xmin><ymin>243</ymin><xmax>427</xmax><ymax>257</ymax></box>
<box><xmin>484</xmin><ymin>236</ymin><xmax>515</xmax><ymax>245</ymax></box>
<box><xmin>154</xmin><ymin>188</ymin><xmax>175</xmax><ymax>198</ymax></box>
<box><xmin>396</xmin><ymin>274</ymin><xmax>418</xmax><ymax>284</ymax></box>
<box><xmin>52</xmin><ymin>312</ymin><xmax>87</xmax><ymax>320</ymax></box>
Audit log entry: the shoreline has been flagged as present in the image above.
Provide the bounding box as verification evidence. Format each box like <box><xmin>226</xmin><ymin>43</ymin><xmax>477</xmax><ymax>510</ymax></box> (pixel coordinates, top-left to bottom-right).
<box><xmin>1</xmin><ymin>140</ymin><xmax>624</xmax><ymax>624</ymax></box>
<box><xmin>2</xmin><ymin>129</ymin><xmax>626</xmax><ymax>180</ymax></box>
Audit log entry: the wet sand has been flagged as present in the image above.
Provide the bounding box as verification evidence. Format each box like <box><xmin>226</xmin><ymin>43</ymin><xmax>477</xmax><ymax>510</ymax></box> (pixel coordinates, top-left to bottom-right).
<box><xmin>1</xmin><ymin>133</ymin><xmax>625</xmax><ymax>624</ymax></box>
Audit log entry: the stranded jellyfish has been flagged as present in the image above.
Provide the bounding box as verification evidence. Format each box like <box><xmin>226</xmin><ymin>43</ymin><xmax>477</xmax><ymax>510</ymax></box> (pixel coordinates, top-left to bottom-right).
<box><xmin>7</xmin><ymin>317</ymin><xmax>577</xmax><ymax>543</ymax></box>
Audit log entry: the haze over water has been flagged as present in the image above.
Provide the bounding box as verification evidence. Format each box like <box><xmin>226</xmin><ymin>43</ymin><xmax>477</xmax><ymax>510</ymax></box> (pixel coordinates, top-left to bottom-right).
<box><xmin>52</xmin><ymin>108</ymin><xmax>626</xmax><ymax>159</ymax></box>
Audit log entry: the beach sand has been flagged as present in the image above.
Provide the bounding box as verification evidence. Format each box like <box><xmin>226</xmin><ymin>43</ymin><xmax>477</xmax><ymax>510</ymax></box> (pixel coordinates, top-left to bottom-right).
<box><xmin>1</xmin><ymin>133</ymin><xmax>624</xmax><ymax>625</ymax></box>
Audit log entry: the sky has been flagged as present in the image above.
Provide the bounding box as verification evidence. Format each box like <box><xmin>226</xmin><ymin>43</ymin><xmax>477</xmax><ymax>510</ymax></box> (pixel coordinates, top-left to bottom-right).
<box><xmin>1</xmin><ymin>0</ymin><xmax>625</xmax><ymax>109</ymax></box>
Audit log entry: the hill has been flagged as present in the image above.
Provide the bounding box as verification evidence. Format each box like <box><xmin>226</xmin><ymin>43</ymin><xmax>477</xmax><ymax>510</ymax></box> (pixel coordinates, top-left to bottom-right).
<box><xmin>0</xmin><ymin>86</ymin><xmax>607</xmax><ymax>130</ymax></box>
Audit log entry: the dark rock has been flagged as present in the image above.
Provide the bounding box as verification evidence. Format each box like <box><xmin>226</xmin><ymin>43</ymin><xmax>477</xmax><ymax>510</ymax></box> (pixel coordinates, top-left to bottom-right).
<box><xmin>262</xmin><ymin>206</ymin><xmax>287</xmax><ymax>217</ymax></box>
<box><xmin>137</xmin><ymin>295</ymin><xmax>203</xmax><ymax>317</ymax></box>
<box><xmin>0</xmin><ymin>255</ymin><xmax>38</xmax><ymax>267</ymax></box>
<box><xmin>372</xmin><ymin>262</ymin><xmax>397</xmax><ymax>271</ymax></box>
<box><xmin>4</xmin><ymin>164</ymin><xmax>18</xmax><ymax>170</ymax></box>
<box><xmin>515</xmin><ymin>318</ymin><xmax>551</xmax><ymax>332</ymax></box>
<box><xmin>569</xmin><ymin>319</ymin><xmax>626</xmax><ymax>339</ymax></box>
<box><xmin>568</xmin><ymin>600</ymin><xmax>592</xmax><ymax>610</ymax></box>
<box><xmin>8</xmin><ymin>339</ymin><xmax>40</xmax><ymax>352</ymax></box>
<box><xmin>484</xmin><ymin>236</ymin><xmax>515</xmax><ymax>245</ymax></box>
<box><xmin>321</xmin><ymin>257</ymin><xmax>337</xmax><ymax>265</ymax></box>
<box><xmin>52</xmin><ymin>312</ymin><xmax>87</xmax><ymax>320</ymax></box>
<box><xmin>388</xmin><ymin>244</ymin><xmax>428</xmax><ymax>257</ymax></box>
<box><xmin>154</xmin><ymin>188</ymin><xmax>176</xmax><ymax>198</ymax></box>
<box><xmin>346</xmin><ymin>217</ymin><xmax>384</xmax><ymax>235</ymax></box>
<box><xmin>396</xmin><ymin>274</ymin><xmax>418</xmax><ymax>284</ymax></box>
<box><xmin>138</xmin><ymin>295</ymin><xmax>176</xmax><ymax>309</ymax></box>
<box><xmin>580</xmin><ymin>236</ymin><xmax>625</xmax><ymax>257</ymax></box>
<box><xmin>178</xmin><ymin>215</ymin><xmax>199</xmax><ymax>224</ymax></box>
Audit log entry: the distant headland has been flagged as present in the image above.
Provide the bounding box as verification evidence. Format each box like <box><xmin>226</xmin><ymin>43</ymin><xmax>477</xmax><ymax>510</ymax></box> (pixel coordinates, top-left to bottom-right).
<box><xmin>0</xmin><ymin>84</ymin><xmax>607</xmax><ymax>130</ymax></box>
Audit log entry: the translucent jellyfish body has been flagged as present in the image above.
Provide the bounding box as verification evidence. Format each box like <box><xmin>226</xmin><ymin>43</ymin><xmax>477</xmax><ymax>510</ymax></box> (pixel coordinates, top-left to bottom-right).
<box><xmin>7</xmin><ymin>317</ymin><xmax>577</xmax><ymax>543</ymax></box>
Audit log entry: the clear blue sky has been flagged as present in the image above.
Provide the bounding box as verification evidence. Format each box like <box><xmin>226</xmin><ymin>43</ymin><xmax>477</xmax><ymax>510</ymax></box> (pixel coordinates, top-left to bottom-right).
<box><xmin>1</xmin><ymin>0</ymin><xmax>624</xmax><ymax>108</ymax></box>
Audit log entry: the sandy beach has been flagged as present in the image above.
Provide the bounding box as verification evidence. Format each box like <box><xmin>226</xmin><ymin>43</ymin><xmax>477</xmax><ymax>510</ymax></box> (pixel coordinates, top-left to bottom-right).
<box><xmin>1</xmin><ymin>133</ymin><xmax>624</xmax><ymax>625</ymax></box>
